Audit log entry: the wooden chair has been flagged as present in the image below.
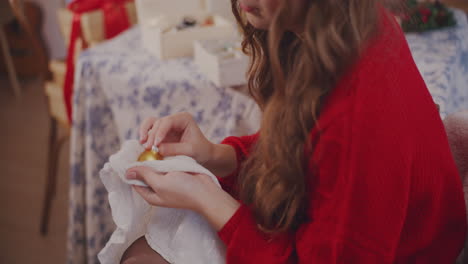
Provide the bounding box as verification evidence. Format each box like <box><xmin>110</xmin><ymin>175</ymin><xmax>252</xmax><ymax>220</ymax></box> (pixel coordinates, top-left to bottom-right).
<box><xmin>0</xmin><ymin>0</ymin><xmax>49</xmax><ymax>95</ymax></box>
<box><xmin>41</xmin><ymin>63</ymin><xmax>70</xmax><ymax>236</ymax></box>
<box><xmin>1</xmin><ymin>0</ymin><xmax>69</xmax><ymax>236</ymax></box>
<box><xmin>0</xmin><ymin>0</ymin><xmax>60</xmax><ymax>235</ymax></box>
<box><xmin>0</xmin><ymin>1</ymin><xmax>21</xmax><ymax>97</ymax></box>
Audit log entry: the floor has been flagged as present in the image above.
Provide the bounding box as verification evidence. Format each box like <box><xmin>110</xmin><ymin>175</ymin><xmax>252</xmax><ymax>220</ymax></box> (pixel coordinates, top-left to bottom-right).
<box><xmin>0</xmin><ymin>76</ymin><xmax>68</xmax><ymax>264</ymax></box>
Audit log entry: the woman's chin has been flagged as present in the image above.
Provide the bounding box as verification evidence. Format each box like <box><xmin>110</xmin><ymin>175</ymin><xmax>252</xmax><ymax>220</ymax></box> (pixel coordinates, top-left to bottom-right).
<box><xmin>246</xmin><ymin>14</ymin><xmax>270</xmax><ymax>30</ymax></box>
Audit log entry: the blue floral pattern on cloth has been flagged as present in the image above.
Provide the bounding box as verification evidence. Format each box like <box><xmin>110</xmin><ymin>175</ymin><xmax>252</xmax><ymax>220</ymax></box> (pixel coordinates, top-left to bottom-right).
<box><xmin>405</xmin><ymin>9</ymin><xmax>468</xmax><ymax>117</ymax></box>
<box><xmin>67</xmin><ymin>9</ymin><xmax>468</xmax><ymax>264</ymax></box>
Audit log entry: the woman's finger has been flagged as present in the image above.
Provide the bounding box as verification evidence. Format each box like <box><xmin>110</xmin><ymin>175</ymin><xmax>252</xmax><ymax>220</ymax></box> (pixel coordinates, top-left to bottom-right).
<box><xmin>127</xmin><ymin>166</ymin><xmax>165</xmax><ymax>189</ymax></box>
<box><xmin>159</xmin><ymin>142</ymin><xmax>194</xmax><ymax>157</ymax></box>
<box><xmin>128</xmin><ymin>167</ymin><xmax>167</xmax><ymax>206</ymax></box>
<box><xmin>154</xmin><ymin>112</ymin><xmax>193</xmax><ymax>147</ymax></box>
<box><xmin>139</xmin><ymin>117</ymin><xmax>157</xmax><ymax>143</ymax></box>
<box><xmin>133</xmin><ymin>186</ymin><xmax>163</xmax><ymax>206</ymax></box>
<box><xmin>161</xmin><ymin>130</ymin><xmax>183</xmax><ymax>144</ymax></box>
<box><xmin>145</xmin><ymin>119</ymin><xmax>161</xmax><ymax>149</ymax></box>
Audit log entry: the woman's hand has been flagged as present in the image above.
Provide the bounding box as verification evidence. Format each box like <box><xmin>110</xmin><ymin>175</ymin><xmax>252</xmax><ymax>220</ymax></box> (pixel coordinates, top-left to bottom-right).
<box><xmin>139</xmin><ymin>112</ymin><xmax>238</xmax><ymax>177</ymax></box>
<box><xmin>139</xmin><ymin>112</ymin><xmax>214</xmax><ymax>165</ymax></box>
<box><xmin>126</xmin><ymin>167</ymin><xmax>241</xmax><ymax>230</ymax></box>
<box><xmin>126</xmin><ymin>166</ymin><xmax>216</xmax><ymax>211</ymax></box>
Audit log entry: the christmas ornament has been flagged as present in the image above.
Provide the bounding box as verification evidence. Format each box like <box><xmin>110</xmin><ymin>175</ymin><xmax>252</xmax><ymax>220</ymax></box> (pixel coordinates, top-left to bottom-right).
<box><xmin>138</xmin><ymin>146</ymin><xmax>164</xmax><ymax>161</ymax></box>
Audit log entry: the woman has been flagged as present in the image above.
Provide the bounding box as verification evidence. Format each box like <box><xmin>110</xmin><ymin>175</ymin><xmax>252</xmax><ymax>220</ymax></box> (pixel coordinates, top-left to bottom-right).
<box><xmin>121</xmin><ymin>0</ymin><xmax>466</xmax><ymax>263</ymax></box>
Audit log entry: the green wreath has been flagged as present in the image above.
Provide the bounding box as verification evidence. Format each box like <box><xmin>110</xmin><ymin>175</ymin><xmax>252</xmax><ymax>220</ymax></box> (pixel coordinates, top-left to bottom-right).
<box><xmin>401</xmin><ymin>0</ymin><xmax>457</xmax><ymax>33</ymax></box>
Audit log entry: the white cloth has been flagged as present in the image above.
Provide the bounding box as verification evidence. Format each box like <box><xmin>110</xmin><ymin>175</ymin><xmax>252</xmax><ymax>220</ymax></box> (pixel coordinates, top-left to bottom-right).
<box><xmin>98</xmin><ymin>140</ymin><xmax>226</xmax><ymax>264</ymax></box>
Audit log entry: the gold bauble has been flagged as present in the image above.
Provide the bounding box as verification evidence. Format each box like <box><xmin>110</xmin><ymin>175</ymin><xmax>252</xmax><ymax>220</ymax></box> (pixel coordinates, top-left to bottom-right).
<box><xmin>138</xmin><ymin>149</ymin><xmax>164</xmax><ymax>162</ymax></box>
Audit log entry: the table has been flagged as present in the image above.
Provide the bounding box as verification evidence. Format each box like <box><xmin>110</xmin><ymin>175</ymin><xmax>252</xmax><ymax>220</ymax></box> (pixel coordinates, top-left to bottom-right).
<box><xmin>67</xmin><ymin>9</ymin><xmax>468</xmax><ymax>264</ymax></box>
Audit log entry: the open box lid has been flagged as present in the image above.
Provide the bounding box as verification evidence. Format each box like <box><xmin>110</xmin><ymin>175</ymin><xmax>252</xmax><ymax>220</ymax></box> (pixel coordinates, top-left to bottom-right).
<box><xmin>136</xmin><ymin>0</ymin><xmax>206</xmax><ymax>22</ymax></box>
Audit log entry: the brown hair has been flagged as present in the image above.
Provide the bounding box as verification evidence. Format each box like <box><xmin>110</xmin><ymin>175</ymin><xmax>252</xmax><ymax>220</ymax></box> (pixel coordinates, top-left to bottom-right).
<box><xmin>231</xmin><ymin>0</ymin><xmax>388</xmax><ymax>234</ymax></box>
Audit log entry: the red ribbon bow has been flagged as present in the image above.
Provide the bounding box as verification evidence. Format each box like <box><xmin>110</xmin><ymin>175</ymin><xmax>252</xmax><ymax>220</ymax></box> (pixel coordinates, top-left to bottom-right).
<box><xmin>64</xmin><ymin>0</ymin><xmax>133</xmax><ymax>122</ymax></box>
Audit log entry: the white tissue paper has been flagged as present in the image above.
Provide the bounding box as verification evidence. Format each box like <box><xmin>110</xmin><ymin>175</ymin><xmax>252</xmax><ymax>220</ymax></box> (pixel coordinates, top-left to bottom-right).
<box><xmin>98</xmin><ymin>140</ymin><xmax>226</xmax><ymax>264</ymax></box>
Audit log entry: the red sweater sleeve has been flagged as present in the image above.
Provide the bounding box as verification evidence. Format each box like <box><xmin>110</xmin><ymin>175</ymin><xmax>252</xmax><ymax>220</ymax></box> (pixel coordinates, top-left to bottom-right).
<box><xmin>218</xmin><ymin>133</ymin><xmax>259</xmax><ymax>196</ymax></box>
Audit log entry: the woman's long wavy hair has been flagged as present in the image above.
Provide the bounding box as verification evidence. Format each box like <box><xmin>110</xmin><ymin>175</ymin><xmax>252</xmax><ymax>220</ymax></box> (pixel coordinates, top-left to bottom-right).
<box><xmin>232</xmin><ymin>0</ymin><xmax>391</xmax><ymax>234</ymax></box>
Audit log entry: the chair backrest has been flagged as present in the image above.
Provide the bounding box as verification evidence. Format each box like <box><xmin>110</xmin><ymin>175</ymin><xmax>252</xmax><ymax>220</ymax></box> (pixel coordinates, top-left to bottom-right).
<box><xmin>0</xmin><ymin>1</ymin><xmax>16</xmax><ymax>26</ymax></box>
<box><xmin>443</xmin><ymin>110</ymin><xmax>468</xmax><ymax>264</ymax></box>
<box><xmin>6</xmin><ymin>0</ymin><xmax>49</xmax><ymax>79</ymax></box>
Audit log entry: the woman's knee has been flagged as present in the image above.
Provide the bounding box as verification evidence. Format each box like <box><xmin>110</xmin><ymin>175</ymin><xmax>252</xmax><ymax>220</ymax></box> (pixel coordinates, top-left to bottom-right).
<box><xmin>121</xmin><ymin>257</ymin><xmax>139</xmax><ymax>264</ymax></box>
<box><xmin>121</xmin><ymin>237</ymin><xmax>170</xmax><ymax>264</ymax></box>
<box><xmin>121</xmin><ymin>256</ymin><xmax>168</xmax><ymax>264</ymax></box>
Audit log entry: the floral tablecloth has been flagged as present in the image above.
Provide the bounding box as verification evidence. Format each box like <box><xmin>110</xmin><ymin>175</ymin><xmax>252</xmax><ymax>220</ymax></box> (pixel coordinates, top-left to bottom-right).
<box><xmin>405</xmin><ymin>9</ymin><xmax>468</xmax><ymax>117</ymax></box>
<box><xmin>67</xmin><ymin>9</ymin><xmax>468</xmax><ymax>264</ymax></box>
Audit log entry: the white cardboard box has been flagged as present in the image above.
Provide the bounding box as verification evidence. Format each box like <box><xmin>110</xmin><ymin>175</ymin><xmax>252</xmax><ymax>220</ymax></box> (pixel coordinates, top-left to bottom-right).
<box><xmin>141</xmin><ymin>13</ymin><xmax>238</xmax><ymax>59</ymax></box>
<box><xmin>194</xmin><ymin>39</ymin><xmax>249</xmax><ymax>87</ymax></box>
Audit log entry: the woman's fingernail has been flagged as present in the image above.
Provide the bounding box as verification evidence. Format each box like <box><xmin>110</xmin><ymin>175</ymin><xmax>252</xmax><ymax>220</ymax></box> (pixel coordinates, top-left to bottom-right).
<box><xmin>151</xmin><ymin>145</ymin><xmax>159</xmax><ymax>153</ymax></box>
<box><xmin>126</xmin><ymin>171</ymin><xmax>137</xmax><ymax>179</ymax></box>
<box><xmin>155</xmin><ymin>137</ymin><xmax>161</xmax><ymax>145</ymax></box>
